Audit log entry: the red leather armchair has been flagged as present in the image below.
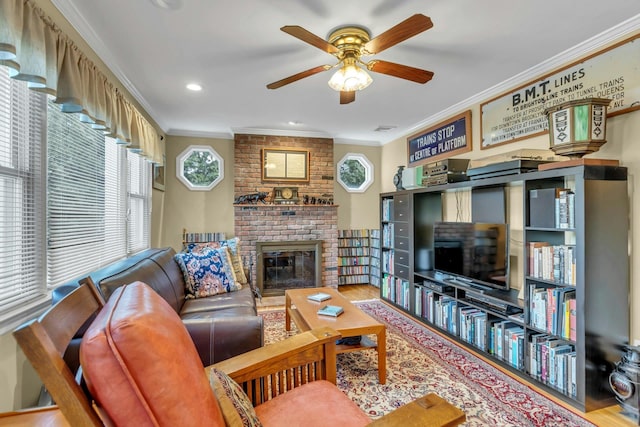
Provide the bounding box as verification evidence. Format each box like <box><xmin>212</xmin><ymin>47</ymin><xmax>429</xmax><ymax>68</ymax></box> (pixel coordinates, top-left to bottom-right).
<box><xmin>5</xmin><ymin>281</ymin><xmax>464</xmax><ymax>427</ymax></box>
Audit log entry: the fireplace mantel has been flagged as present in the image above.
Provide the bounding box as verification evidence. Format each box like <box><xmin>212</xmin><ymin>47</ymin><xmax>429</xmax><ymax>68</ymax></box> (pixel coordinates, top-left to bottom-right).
<box><xmin>234</xmin><ymin>204</ymin><xmax>338</xmax><ymax>210</ymax></box>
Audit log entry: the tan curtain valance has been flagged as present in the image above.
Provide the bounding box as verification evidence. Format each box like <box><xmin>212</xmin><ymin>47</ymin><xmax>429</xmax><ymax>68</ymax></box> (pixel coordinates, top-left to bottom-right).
<box><xmin>0</xmin><ymin>0</ymin><xmax>162</xmax><ymax>163</ymax></box>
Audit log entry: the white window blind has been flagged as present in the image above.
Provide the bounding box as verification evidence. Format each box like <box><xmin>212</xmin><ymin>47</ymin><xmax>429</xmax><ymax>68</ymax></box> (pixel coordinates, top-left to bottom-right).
<box><xmin>47</xmin><ymin>101</ymin><xmax>127</xmax><ymax>287</ymax></box>
<box><xmin>0</xmin><ymin>67</ymin><xmax>152</xmax><ymax>330</ymax></box>
<box><xmin>127</xmin><ymin>150</ymin><xmax>151</xmax><ymax>254</ymax></box>
<box><xmin>0</xmin><ymin>66</ymin><xmax>48</xmax><ymax>329</ymax></box>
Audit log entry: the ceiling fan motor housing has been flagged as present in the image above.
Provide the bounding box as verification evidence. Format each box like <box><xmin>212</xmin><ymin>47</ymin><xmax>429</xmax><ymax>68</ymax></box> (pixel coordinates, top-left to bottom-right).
<box><xmin>328</xmin><ymin>26</ymin><xmax>371</xmax><ymax>60</ymax></box>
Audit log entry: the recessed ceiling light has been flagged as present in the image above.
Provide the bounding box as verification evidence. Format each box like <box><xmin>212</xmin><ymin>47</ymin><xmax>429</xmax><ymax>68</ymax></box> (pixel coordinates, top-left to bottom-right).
<box><xmin>149</xmin><ymin>0</ymin><xmax>183</xmax><ymax>10</ymax></box>
<box><xmin>186</xmin><ymin>83</ymin><xmax>202</xmax><ymax>91</ymax></box>
<box><xmin>288</xmin><ymin>121</ymin><xmax>302</xmax><ymax>126</ymax></box>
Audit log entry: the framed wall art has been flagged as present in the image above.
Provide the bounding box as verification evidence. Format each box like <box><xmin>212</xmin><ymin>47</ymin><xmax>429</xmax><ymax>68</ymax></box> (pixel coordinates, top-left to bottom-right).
<box><xmin>407</xmin><ymin>110</ymin><xmax>472</xmax><ymax>167</ymax></box>
<box><xmin>262</xmin><ymin>148</ymin><xmax>310</xmax><ymax>182</ymax></box>
<box><xmin>153</xmin><ymin>161</ymin><xmax>165</xmax><ymax>191</ymax></box>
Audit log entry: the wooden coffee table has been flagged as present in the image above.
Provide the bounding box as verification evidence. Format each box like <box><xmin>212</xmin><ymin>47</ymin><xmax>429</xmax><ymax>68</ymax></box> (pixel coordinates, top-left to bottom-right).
<box><xmin>285</xmin><ymin>287</ymin><xmax>386</xmax><ymax>384</ymax></box>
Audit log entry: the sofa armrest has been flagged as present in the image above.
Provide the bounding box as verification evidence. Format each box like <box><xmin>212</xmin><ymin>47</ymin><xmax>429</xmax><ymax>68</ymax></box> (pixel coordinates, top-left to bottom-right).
<box><xmin>207</xmin><ymin>327</ymin><xmax>341</xmax><ymax>406</ymax></box>
<box><xmin>183</xmin><ymin>315</ymin><xmax>264</xmax><ymax>365</ymax></box>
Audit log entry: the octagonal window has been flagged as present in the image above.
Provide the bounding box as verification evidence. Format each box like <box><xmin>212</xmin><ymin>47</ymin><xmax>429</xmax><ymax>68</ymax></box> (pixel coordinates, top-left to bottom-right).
<box><xmin>337</xmin><ymin>153</ymin><xmax>373</xmax><ymax>193</ymax></box>
<box><xmin>176</xmin><ymin>145</ymin><xmax>224</xmax><ymax>191</ymax></box>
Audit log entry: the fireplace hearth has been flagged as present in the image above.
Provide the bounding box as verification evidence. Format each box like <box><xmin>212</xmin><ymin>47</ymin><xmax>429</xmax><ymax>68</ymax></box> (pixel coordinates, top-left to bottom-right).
<box><xmin>256</xmin><ymin>240</ymin><xmax>322</xmax><ymax>296</ymax></box>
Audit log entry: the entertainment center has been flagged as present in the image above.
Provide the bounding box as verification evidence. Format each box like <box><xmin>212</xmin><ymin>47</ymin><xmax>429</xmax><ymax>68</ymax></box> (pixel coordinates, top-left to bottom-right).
<box><xmin>380</xmin><ymin>164</ymin><xmax>629</xmax><ymax>412</ymax></box>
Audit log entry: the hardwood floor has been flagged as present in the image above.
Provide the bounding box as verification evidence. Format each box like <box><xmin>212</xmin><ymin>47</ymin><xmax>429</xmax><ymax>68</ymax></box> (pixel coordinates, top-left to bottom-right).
<box><xmin>337</xmin><ymin>285</ymin><xmax>635</xmax><ymax>427</ymax></box>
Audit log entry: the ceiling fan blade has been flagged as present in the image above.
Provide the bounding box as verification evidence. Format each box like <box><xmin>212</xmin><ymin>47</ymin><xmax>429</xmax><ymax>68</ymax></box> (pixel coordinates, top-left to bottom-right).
<box><xmin>281</xmin><ymin>26</ymin><xmax>340</xmax><ymax>54</ymax></box>
<box><xmin>368</xmin><ymin>60</ymin><xmax>434</xmax><ymax>84</ymax></box>
<box><xmin>364</xmin><ymin>14</ymin><xmax>433</xmax><ymax>55</ymax></box>
<box><xmin>267</xmin><ymin>65</ymin><xmax>332</xmax><ymax>89</ymax></box>
<box><xmin>340</xmin><ymin>91</ymin><xmax>355</xmax><ymax>104</ymax></box>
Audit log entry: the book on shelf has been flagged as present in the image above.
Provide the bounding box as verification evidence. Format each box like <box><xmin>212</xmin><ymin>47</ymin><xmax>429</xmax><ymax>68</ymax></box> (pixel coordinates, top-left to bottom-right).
<box><xmin>382</xmin><ymin>198</ymin><xmax>393</xmax><ymax>221</ymax></box>
<box><xmin>529</xmin><ymin>333</ymin><xmax>550</xmax><ymax>380</ymax></box>
<box><xmin>307</xmin><ymin>292</ymin><xmax>332</xmax><ymax>302</ymax></box>
<box><xmin>569</xmin><ymin>298</ymin><xmax>577</xmax><ymax>341</ymax></box>
<box><xmin>527</xmin><ymin>242</ymin><xmax>576</xmax><ymax>285</ymax></box>
<box><xmin>554</xmin><ymin>188</ymin><xmax>575</xmax><ymax>229</ymax></box>
<box><xmin>317</xmin><ymin>305</ymin><xmax>344</xmax><ymax>317</ymax></box>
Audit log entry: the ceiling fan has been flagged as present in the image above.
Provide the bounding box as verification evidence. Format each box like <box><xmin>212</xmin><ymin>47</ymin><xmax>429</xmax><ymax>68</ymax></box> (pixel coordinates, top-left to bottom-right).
<box><xmin>266</xmin><ymin>14</ymin><xmax>434</xmax><ymax>105</ymax></box>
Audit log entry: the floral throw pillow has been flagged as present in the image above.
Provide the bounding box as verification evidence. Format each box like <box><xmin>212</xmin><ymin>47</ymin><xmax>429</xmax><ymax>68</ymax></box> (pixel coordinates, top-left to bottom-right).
<box><xmin>210</xmin><ymin>368</ymin><xmax>263</xmax><ymax>427</ymax></box>
<box><xmin>186</xmin><ymin>238</ymin><xmax>248</xmax><ymax>284</ymax></box>
<box><xmin>175</xmin><ymin>247</ymin><xmax>239</xmax><ymax>299</ymax></box>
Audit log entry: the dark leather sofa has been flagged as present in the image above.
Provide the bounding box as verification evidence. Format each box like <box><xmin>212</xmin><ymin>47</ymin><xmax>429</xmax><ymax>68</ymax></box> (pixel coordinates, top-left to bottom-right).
<box><xmin>54</xmin><ymin>247</ymin><xmax>263</xmax><ymax>366</ymax></box>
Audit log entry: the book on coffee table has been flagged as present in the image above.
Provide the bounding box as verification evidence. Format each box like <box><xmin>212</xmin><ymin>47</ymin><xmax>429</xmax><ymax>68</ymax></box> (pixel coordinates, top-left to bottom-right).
<box><xmin>317</xmin><ymin>305</ymin><xmax>344</xmax><ymax>317</ymax></box>
<box><xmin>308</xmin><ymin>292</ymin><xmax>332</xmax><ymax>302</ymax></box>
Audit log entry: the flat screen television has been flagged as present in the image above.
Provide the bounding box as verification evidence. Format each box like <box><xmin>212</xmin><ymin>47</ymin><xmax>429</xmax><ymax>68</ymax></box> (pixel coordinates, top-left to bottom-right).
<box><xmin>433</xmin><ymin>222</ymin><xmax>509</xmax><ymax>291</ymax></box>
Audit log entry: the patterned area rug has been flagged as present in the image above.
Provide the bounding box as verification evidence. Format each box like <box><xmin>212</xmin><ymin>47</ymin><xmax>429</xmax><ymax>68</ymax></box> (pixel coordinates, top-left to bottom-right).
<box><xmin>260</xmin><ymin>299</ymin><xmax>595</xmax><ymax>427</ymax></box>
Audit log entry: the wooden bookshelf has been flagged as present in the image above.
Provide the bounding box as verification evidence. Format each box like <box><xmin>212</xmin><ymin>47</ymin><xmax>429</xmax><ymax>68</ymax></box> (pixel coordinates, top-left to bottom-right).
<box><xmin>380</xmin><ymin>165</ymin><xmax>629</xmax><ymax>413</ymax></box>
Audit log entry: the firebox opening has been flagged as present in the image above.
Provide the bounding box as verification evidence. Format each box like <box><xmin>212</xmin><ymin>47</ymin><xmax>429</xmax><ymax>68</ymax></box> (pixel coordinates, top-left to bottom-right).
<box><xmin>256</xmin><ymin>240</ymin><xmax>322</xmax><ymax>297</ymax></box>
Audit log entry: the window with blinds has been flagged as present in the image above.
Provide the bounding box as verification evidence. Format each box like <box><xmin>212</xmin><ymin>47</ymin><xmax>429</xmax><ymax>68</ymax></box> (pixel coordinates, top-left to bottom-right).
<box><xmin>128</xmin><ymin>150</ymin><xmax>151</xmax><ymax>254</ymax></box>
<box><xmin>46</xmin><ymin>99</ymin><xmax>129</xmax><ymax>287</ymax></box>
<box><xmin>46</xmin><ymin>100</ymin><xmax>153</xmax><ymax>288</ymax></box>
<box><xmin>0</xmin><ymin>67</ymin><xmax>48</xmax><ymax>330</ymax></box>
<box><xmin>0</xmin><ymin>65</ymin><xmax>153</xmax><ymax>331</ymax></box>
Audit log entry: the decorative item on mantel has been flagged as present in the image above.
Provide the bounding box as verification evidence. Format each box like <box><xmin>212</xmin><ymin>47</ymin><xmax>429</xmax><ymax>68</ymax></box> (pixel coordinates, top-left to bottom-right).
<box><xmin>234</xmin><ymin>191</ymin><xmax>269</xmax><ymax>204</ymax></box>
<box><xmin>540</xmin><ymin>97</ymin><xmax>619</xmax><ymax>171</ymax></box>
<box><xmin>303</xmin><ymin>194</ymin><xmax>333</xmax><ymax>205</ymax></box>
<box><xmin>272</xmin><ymin>186</ymin><xmax>300</xmax><ymax>205</ymax></box>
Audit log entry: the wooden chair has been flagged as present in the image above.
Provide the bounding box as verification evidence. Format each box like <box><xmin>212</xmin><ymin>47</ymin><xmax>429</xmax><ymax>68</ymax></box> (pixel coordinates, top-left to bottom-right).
<box><xmin>3</xmin><ymin>280</ymin><xmax>349</xmax><ymax>426</ymax></box>
<box><xmin>3</xmin><ymin>280</ymin><xmax>465</xmax><ymax>427</ymax></box>
<box><xmin>10</xmin><ymin>278</ymin><xmax>105</xmax><ymax>426</ymax></box>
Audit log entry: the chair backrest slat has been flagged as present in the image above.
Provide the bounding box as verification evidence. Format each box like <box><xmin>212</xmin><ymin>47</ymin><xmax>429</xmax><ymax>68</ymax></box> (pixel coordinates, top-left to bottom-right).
<box><xmin>13</xmin><ymin>279</ymin><xmax>105</xmax><ymax>427</ymax></box>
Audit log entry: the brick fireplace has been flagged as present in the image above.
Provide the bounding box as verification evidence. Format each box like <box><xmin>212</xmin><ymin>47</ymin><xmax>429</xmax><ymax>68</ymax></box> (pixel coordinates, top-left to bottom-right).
<box><xmin>235</xmin><ymin>205</ymin><xmax>338</xmax><ymax>293</ymax></box>
<box><xmin>233</xmin><ymin>134</ymin><xmax>338</xmax><ymax>293</ymax></box>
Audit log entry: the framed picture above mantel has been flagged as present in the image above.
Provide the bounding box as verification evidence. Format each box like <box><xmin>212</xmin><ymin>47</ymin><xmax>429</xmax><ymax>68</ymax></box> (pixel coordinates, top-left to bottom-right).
<box><xmin>262</xmin><ymin>148</ymin><xmax>310</xmax><ymax>182</ymax></box>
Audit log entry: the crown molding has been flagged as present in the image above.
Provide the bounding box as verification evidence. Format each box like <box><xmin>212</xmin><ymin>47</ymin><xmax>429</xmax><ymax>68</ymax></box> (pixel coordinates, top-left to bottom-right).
<box><xmin>401</xmin><ymin>14</ymin><xmax>640</xmax><ymax>143</ymax></box>
<box><xmin>166</xmin><ymin>129</ymin><xmax>234</xmax><ymax>140</ymax></box>
<box><xmin>166</xmin><ymin>129</ymin><xmax>384</xmax><ymax>145</ymax></box>
<box><xmin>232</xmin><ymin>127</ymin><xmax>333</xmax><ymax>139</ymax></box>
<box><xmin>50</xmin><ymin>0</ymin><xmax>165</xmax><ymax>132</ymax></box>
<box><xmin>333</xmin><ymin>138</ymin><xmax>382</xmax><ymax>146</ymax></box>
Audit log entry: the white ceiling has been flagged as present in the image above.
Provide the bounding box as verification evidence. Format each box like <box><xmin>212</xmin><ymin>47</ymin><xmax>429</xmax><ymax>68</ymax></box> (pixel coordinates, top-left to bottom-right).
<box><xmin>51</xmin><ymin>0</ymin><xmax>640</xmax><ymax>145</ymax></box>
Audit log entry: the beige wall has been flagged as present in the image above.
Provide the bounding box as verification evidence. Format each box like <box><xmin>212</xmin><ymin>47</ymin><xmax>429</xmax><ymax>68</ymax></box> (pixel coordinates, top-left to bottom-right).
<box><xmin>0</xmin><ymin>332</ymin><xmax>40</xmax><ymax>410</ymax></box>
<box><xmin>334</xmin><ymin>144</ymin><xmax>382</xmax><ymax>230</ymax></box>
<box><xmin>161</xmin><ymin>135</ymin><xmax>237</xmax><ymax>251</ymax></box>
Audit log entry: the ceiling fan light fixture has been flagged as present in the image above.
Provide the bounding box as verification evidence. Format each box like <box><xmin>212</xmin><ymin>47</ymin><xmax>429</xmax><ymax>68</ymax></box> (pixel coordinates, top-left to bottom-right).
<box><xmin>328</xmin><ymin>63</ymin><xmax>372</xmax><ymax>92</ymax></box>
